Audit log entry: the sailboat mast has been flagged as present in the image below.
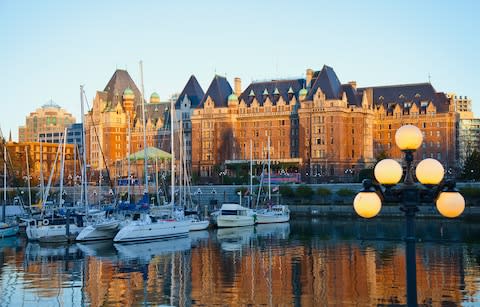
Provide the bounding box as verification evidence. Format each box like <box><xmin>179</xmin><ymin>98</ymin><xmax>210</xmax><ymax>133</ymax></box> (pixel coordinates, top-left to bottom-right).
<box><xmin>40</xmin><ymin>140</ymin><xmax>44</xmax><ymax>205</ymax></box>
<box><xmin>268</xmin><ymin>135</ymin><xmax>271</xmax><ymax>201</ymax></box>
<box><xmin>250</xmin><ymin>139</ymin><xmax>253</xmax><ymax>208</ymax></box>
<box><xmin>127</xmin><ymin>113</ymin><xmax>131</xmax><ymax>204</ymax></box>
<box><xmin>139</xmin><ymin>61</ymin><xmax>148</xmax><ymax>195</ymax></box>
<box><xmin>170</xmin><ymin>96</ymin><xmax>175</xmax><ymax>208</ymax></box>
<box><xmin>3</xmin><ymin>145</ymin><xmax>6</xmax><ymax>222</ymax></box>
<box><xmin>80</xmin><ymin>85</ymin><xmax>89</xmax><ymax>213</ymax></box>
<box><xmin>73</xmin><ymin>140</ymin><xmax>76</xmax><ymax>206</ymax></box>
<box><xmin>25</xmin><ymin>146</ymin><xmax>32</xmax><ymax>210</ymax></box>
<box><xmin>59</xmin><ymin>128</ymin><xmax>67</xmax><ymax>207</ymax></box>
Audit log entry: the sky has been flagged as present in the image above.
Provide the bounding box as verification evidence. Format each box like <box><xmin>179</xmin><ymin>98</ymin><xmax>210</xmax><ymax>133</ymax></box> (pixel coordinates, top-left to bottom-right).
<box><xmin>1</xmin><ymin>0</ymin><xmax>479</xmax><ymax>140</ymax></box>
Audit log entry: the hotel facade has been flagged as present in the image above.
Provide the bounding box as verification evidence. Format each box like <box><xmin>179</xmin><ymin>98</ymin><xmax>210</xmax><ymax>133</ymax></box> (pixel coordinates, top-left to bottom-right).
<box><xmin>83</xmin><ymin>65</ymin><xmax>468</xmax><ymax>183</ymax></box>
<box><xmin>190</xmin><ymin>66</ymin><xmax>459</xmax><ymax>182</ymax></box>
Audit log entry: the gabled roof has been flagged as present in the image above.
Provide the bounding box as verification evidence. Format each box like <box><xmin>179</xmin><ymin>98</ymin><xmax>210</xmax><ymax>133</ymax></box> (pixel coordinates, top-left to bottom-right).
<box><xmin>341</xmin><ymin>84</ymin><xmax>362</xmax><ymax>106</ymax></box>
<box><xmin>239</xmin><ymin>78</ymin><xmax>304</xmax><ymax>106</ymax></box>
<box><xmin>198</xmin><ymin>75</ymin><xmax>233</xmax><ymax>108</ymax></box>
<box><xmin>307</xmin><ymin>65</ymin><xmax>342</xmax><ymax>100</ymax></box>
<box><xmin>175</xmin><ymin>75</ymin><xmax>205</xmax><ymax>109</ymax></box>
<box><xmin>357</xmin><ymin>83</ymin><xmax>450</xmax><ymax>112</ymax></box>
<box><xmin>103</xmin><ymin>69</ymin><xmax>142</xmax><ymax>108</ymax></box>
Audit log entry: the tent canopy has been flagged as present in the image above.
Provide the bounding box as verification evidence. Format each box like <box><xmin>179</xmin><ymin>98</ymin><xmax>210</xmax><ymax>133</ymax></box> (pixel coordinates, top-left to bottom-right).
<box><xmin>127</xmin><ymin>147</ymin><xmax>171</xmax><ymax>161</ymax></box>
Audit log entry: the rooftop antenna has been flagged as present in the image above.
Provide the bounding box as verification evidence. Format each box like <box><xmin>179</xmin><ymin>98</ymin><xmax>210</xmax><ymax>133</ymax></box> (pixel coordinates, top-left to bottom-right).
<box><xmin>428</xmin><ymin>73</ymin><xmax>431</xmax><ymax>84</ymax></box>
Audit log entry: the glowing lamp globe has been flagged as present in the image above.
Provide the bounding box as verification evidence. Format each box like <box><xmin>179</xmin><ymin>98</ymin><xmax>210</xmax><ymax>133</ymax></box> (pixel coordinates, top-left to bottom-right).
<box><xmin>353</xmin><ymin>192</ymin><xmax>382</xmax><ymax>218</ymax></box>
<box><xmin>374</xmin><ymin>159</ymin><xmax>403</xmax><ymax>185</ymax></box>
<box><xmin>415</xmin><ymin>158</ymin><xmax>444</xmax><ymax>185</ymax></box>
<box><xmin>436</xmin><ymin>192</ymin><xmax>465</xmax><ymax>218</ymax></box>
<box><xmin>395</xmin><ymin>125</ymin><xmax>423</xmax><ymax>151</ymax></box>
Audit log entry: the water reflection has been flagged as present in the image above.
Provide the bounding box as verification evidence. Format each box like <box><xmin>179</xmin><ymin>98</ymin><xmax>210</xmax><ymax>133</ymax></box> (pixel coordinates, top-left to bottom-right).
<box><xmin>0</xmin><ymin>218</ymin><xmax>479</xmax><ymax>306</ymax></box>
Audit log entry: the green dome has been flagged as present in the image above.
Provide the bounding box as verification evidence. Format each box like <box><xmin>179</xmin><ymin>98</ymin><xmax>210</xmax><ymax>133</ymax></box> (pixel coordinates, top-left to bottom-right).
<box><xmin>150</xmin><ymin>92</ymin><xmax>160</xmax><ymax>103</ymax></box>
<box><xmin>123</xmin><ymin>87</ymin><xmax>134</xmax><ymax>96</ymax></box>
<box><xmin>299</xmin><ymin>88</ymin><xmax>308</xmax><ymax>96</ymax></box>
<box><xmin>228</xmin><ymin>93</ymin><xmax>238</xmax><ymax>101</ymax></box>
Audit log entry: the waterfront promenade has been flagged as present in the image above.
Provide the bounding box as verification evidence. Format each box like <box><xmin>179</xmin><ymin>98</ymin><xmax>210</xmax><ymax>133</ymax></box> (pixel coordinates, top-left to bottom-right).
<box><xmin>2</xmin><ymin>183</ymin><xmax>480</xmax><ymax>219</ymax></box>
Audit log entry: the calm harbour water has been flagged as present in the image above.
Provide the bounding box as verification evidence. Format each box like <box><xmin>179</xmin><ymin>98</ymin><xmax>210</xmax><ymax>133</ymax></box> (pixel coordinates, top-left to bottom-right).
<box><xmin>1</xmin><ymin>218</ymin><xmax>479</xmax><ymax>306</ymax></box>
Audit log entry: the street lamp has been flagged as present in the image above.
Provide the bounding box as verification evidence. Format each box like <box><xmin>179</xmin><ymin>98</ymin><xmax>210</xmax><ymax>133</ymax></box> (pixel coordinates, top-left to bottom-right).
<box><xmin>353</xmin><ymin>124</ymin><xmax>465</xmax><ymax>306</ymax></box>
<box><xmin>219</xmin><ymin>170</ymin><xmax>227</xmax><ymax>185</ymax></box>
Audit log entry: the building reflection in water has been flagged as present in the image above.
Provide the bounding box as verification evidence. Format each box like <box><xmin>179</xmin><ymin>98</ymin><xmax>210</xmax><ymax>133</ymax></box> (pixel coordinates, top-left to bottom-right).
<box><xmin>0</xmin><ymin>218</ymin><xmax>479</xmax><ymax>306</ymax></box>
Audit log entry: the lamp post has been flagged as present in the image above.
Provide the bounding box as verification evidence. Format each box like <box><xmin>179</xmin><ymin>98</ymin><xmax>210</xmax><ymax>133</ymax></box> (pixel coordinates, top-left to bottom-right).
<box><xmin>219</xmin><ymin>170</ymin><xmax>227</xmax><ymax>185</ymax></box>
<box><xmin>353</xmin><ymin>125</ymin><xmax>465</xmax><ymax>307</ymax></box>
<box><xmin>344</xmin><ymin>168</ymin><xmax>354</xmax><ymax>183</ymax></box>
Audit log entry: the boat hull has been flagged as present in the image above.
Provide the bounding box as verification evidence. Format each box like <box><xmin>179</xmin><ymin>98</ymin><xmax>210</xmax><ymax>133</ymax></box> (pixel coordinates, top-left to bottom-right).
<box><xmin>76</xmin><ymin>224</ymin><xmax>119</xmax><ymax>241</ymax></box>
<box><xmin>256</xmin><ymin>213</ymin><xmax>290</xmax><ymax>224</ymax></box>
<box><xmin>27</xmin><ymin>224</ymin><xmax>83</xmax><ymax>243</ymax></box>
<box><xmin>217</xmin><ymin>216</ymin><xmax>254</xmax><ymax>228</ymax></box>
<box><xmin>0</xmin><ymin>224</ymin><xmax>19</xmax><ymax>237</ymax></box>
<box><xmin>113</xmin><ymin>219</ymin><xmax>190</xmax><ymax>242</ymax></box>
<box><xmin>189</xmin><ymin>220</ymin><xmax>210</xmax><ymax>231</ymax></box>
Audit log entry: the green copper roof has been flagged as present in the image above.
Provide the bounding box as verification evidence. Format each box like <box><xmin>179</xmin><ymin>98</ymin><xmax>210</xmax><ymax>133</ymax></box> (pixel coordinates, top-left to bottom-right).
<box><xmin>123</xmin><ymin>87</ymin><xmax>134</xmax><ymax>96</ymax></box>
<box><xmin>299</xmin><ymin>88</ymin><xmax>308</xmax><ymax>96</ymax></box>
<box><xmin>128</xmin><ymin>147</ymin><xmax>171</xmax><ymax>161</ymax></box>
<box><xmin>150</xmin><ymin>92</ymin><xmax>160</xmax><ymax>99</ymax></box>
<box><xmin>228</xmin><ymin>93</ymin><xmax>238</xmax><ymax>101</ymax></box>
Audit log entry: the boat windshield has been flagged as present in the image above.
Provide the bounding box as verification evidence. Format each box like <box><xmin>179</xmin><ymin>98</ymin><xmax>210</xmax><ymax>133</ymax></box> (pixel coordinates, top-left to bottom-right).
<box><xmin>221</xmin><ymin>210</ymin><xmax>245</xmax><ymax>216</ymax></box>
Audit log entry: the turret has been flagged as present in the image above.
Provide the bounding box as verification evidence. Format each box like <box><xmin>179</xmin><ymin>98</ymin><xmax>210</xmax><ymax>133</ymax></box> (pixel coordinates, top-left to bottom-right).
<box><xmin>150</xmin><ymin>92</ymin><xmax>160</xmax><ymax>104</ymax></box>
<box><xmin>123</xmin><ymin>87</ymin><xmax>135</xmax><ymax>123</ymax></box>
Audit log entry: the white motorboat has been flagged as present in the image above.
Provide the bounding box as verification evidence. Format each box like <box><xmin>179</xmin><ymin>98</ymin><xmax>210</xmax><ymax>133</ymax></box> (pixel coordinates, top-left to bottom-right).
<box><xmin>216</xmin><ymin>203</ymin><xmax>255</xmax><ymax>228</ymax></box>
<box><xmin>255</xmin><ymin>205</ymin><xmax>290</xmax><ymax>224</ymax></box>
<box><xmin>25</xmin><ymin>215</ymin><xmax>84</xmax><ymax>243</ymax></box>
<box><xmin>113</xmin><ymin>213</ymin><xmax>190</xmax><ymax>243</ymax></box>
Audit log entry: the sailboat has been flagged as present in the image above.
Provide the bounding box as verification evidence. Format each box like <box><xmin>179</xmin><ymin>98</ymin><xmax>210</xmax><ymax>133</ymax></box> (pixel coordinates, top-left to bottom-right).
<box><xmin>113</xmin><ymin>61</ymin><xmax>190</xmax><ymax>243</ymax></box>
<box><xmin>176</xmin><ymin>117</ymin><xmax>209</xmax><ymax>231</ymax></box>
<box><xmin>1</xmin><ymin>140</ymin><xmax>19</xmax><ymax>238</ymax></box>
<box><xmin>76</xmin><ymin>85</ymin><xmax>121</xmax><ymax>241</ymax></box>
<box><xmin>255</xmin><ymin>136</ymin><xmax>290</xmax><ymax>224</ymax></box>
<box><xmin>25</xmin><ymin>129</ymin><xmax>85</xmax><ymax>243</ymax></box>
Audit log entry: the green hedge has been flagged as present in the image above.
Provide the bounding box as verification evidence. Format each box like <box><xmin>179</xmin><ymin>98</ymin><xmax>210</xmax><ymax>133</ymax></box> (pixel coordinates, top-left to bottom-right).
<box><xmin>295</xmin><ymin>185</ymin><xmax>314</xmax><ymax>198</ymax></box>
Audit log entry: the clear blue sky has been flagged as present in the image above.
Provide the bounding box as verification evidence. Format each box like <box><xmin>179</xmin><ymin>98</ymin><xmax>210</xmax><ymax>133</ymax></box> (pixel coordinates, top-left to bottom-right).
<box><xmin>1</xmin><ymin>0</ymin><xmax>478</xmax><ymax>140</ymax></box>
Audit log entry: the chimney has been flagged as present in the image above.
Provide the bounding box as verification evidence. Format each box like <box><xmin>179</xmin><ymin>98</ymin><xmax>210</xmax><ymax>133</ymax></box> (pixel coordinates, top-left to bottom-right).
<box><xmin>348</xmin><ymin>81</ymin><xmax>357</xmax><ymax>90</ymax></box>
<box><xmin>306</xmin><ymin>69</ymin><xmax>314</xmax><ymax>87</ymax></box>
<box><xmin>234</xmin><ymin>77</ymin><xmax>242</xmax><ymax>97</ymax></box>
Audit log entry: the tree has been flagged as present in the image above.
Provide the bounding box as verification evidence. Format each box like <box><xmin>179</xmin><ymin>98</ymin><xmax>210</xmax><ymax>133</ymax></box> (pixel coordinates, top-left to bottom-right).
<box><xmin>461</xmin><ymin>150</ymin><xmax>480</xmax><ymax>181</ymax></box>
<box><xmin>375</xmin><ymin>150</ymin><xmax>389</xmax><ymax>162</ymax></box>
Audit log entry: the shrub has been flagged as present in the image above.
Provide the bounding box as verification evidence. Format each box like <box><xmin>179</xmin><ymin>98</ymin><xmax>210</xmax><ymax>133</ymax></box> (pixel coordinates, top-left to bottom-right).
<box><xmin>459</xmin><ymin>187</ymin><xmax>480</xmax><ymax>198</ymax></box>
<box><xmin>295</xmin><ymin>185</ymin><xmax>314</xmax><ymax>198</ymax></box>
<box><xmin>279</xmin><ymin>185</ymin><xmax>295</xmax><ymax>197</ymax></box>
<box><xmin>317</xmin><ymin>187</ymin><xmax>332</xmax><ymax>197</ymax></box>
<box><xmin>336</xmin><ymin>188</ymin><xmax>355</xmax><ymax>197</ymax></box>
